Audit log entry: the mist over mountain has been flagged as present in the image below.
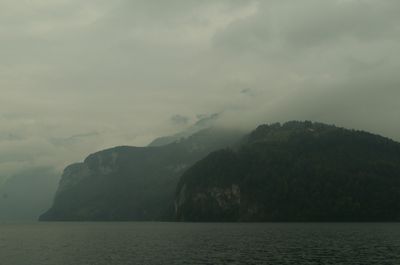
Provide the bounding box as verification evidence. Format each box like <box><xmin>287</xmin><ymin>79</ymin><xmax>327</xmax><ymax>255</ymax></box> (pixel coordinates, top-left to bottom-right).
<box><xmin>0</xmin><ymin>168</ymin><xmax>59</xmax><ymax>221</ymax></box>
<box><xmin>40</xmin><ymin>127</ymin><xmax>244</xmax><ymax>221</ymax></box>
<box><xmin>1</xmin><ymin>0</ymin><xmax>400</xmax><ymax>197</ymax></box>
<box><xmin>148</xmin><ymin>113</ymin><xmax>220</xmax><ymax>147</ymax></box>
<box><xmin>175</xmin><ymin>121</ymin><xmax>400</xmax><ymax>222</ymax></box>
<box><xmin>2</xmin><ymin>1</ymin><xmax>400</xmax><ymax>263</ymax></box>
<box><xmin>40</xmin><ymin>120</ymin><xmax>400</xmax><ymax>222</ymax></box>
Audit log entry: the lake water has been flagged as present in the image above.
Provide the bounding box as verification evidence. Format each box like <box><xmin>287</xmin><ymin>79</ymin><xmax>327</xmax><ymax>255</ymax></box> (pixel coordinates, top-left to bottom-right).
<box><xmin>0</xmin><ymin>222</ymin><xmax>399</xmax><ymax>265</ymax></box>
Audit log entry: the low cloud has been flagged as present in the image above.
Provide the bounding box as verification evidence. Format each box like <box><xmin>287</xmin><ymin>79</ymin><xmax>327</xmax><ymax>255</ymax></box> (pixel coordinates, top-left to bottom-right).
<box><xmin>170</xmin><ymin>115</ymin><xmax>190</xmax><ymax>126</ymax></box>
<box><xmin>1</xmin><ymin>0</ymin><xmax>399</xmax><ymax>181</ymax></box>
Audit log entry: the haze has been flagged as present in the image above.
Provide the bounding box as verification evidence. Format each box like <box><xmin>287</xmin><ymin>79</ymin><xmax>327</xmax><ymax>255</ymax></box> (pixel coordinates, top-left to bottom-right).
<box><xmin>1</xmin><ymin>0</ymin><xmax>399</xmax><ymax>182</ymax></box>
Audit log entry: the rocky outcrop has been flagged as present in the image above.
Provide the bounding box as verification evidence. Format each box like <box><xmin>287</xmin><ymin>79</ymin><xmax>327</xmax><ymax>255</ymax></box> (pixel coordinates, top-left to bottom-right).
<box><xmin>40</xmin><ymin>128</ymin><xmax>244</xmax><ymax>221</ymax></box>
<box><xmin>176</xmin><ymin>183</ymin><xmax>241</xmax><ymax>221</ymax></box>
<box><xmin>175</xmin><ymin>121</ymin><xmax>400</xmax><ymax>222</ymax></box>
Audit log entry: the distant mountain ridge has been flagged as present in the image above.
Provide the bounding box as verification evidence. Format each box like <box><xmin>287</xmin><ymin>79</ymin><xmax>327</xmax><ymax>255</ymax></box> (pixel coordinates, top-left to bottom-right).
<box><xmin>175</xmin><ymin>121</ymin><xmax>400</xmax><ymax>221</ymax></box>
<box><xmin>41</xmin><ymin>121</ymin><xmax>400</xmax><ymax>222</ymax></box>
<box><xmin>148</xmin><ymin>113</ymin><xmax>219</xmax><ymax>147</ymax></box>
<box><xmin>40</xmin><ymin>127</ymin><xmax>244</xmax><ymax>221</ymax></box>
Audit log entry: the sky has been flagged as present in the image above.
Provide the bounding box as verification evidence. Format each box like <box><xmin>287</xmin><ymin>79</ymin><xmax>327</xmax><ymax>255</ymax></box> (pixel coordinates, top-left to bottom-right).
<box><xmin>1</xmin><ymin>0</ymin><xmax>400</xmax><ymax>180</ymax></box>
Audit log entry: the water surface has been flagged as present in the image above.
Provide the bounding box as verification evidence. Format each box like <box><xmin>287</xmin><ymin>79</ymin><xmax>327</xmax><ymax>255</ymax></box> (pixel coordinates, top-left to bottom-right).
<box><xmin>0</xmin><ymin>222</ymin><xmax>399</xmax><ymax>264</ymax></box>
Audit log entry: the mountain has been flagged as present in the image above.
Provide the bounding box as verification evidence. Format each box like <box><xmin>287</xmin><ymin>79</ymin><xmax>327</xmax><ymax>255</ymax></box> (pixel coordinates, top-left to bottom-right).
<box><xmin>0</xmin><ymin>168</ymin><xmax>59</xmax><ymax>221</ymax></box>
<box><xmin>175</xmin><ymin>121</ymin><xmax>400</xmax><ymax>222</ymax></box>
<box><xmin>148</xmin><ymin>113</ymin><xmax>219</xmax><ymax>147</ymax></box>
<box><xmin>40</xmin><ymin>128</ymin><xmax>244</xmax><ymax>221</ymax></box>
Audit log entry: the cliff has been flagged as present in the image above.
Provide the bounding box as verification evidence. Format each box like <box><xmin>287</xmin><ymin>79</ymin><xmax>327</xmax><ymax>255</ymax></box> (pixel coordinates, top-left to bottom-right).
<box><xmin>175</xmin><ymin>121</ymin><xmax>400</xmax><ymax>221</ymax></box>
<box><xmin>40</xmin><ymin>128</ymin><xmax>243</xmax><ymax>221</ymax></box>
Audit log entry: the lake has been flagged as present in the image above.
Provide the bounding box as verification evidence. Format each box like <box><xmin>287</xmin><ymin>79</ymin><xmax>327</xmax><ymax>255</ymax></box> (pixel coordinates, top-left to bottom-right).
<box><xmin>0</xmin><ymin>222</ymin><xmax>399</xmax><ymax>264</ymax></box>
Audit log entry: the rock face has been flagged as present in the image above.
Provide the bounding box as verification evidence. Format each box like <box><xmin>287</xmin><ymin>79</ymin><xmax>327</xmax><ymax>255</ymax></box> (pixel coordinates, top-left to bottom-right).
<box><xmin>175</xmin><ymin>121</ymin><xmax>400</xmax><ymax>222</ymax></box>
<box><xmin>40</xmin><ymin>128</ymin><xmax>243</xmax><ymax>221</ymax></box>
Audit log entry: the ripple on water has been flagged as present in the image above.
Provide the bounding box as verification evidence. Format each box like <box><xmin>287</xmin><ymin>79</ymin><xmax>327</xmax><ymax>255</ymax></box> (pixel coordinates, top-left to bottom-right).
<box><xmin>0</xmin><ymin>222</ymin><xmax>399</xmax><ymax>265</ymax></box>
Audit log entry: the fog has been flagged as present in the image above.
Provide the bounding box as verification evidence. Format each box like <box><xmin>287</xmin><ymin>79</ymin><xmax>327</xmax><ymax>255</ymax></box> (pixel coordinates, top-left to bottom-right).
<box><xmin>1</xmin><ymin>0</ymin><xmax>399</xmax><ymax>187</ymax></box>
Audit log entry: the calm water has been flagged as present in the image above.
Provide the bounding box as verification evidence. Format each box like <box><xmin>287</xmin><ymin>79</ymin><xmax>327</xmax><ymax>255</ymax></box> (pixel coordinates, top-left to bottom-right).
<box><xmin>0</xmin><ymin>222</ymin><xmax>399</xmax><ymax>265</ymax></box>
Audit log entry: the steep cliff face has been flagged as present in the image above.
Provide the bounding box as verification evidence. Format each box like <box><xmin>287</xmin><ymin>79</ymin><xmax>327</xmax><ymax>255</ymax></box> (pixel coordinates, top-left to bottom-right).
<box><xmin>176</xmin><ymin>182</ymin><xmax>241</xmax><ymax>222</ymax></box>
<box><xmin>175</xmin><ymin>121</ymin><xmax>400</xmax><ymax>222</ymax></box>
<box><xmin>40</xmin><ymin>128</ymin><xmax>244</xmax><ymax>221</ymax></box>
<box><xmin>175</xmin><ymin>149</ymin><xmax>244</xmax><ymax>221</ymax></box>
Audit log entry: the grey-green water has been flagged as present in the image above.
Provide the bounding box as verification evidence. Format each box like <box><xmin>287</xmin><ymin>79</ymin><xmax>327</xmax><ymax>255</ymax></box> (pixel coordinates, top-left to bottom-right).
<box><xmin>0</xmin><ymin>222</ymin><xmax>399</xmax><ymax>265</ymax></box>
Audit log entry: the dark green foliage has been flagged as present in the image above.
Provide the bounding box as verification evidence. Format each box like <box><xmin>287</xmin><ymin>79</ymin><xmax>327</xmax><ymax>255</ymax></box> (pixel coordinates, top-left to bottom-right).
<box><xmin>40</xmin><ymin>128</ymin><xmax>243</xmax><ymax>221</ymax></box>
<box><xmin>175</xmin><ymin>121</ymin><xmax>400</xmax><ymax>222</ymax></box>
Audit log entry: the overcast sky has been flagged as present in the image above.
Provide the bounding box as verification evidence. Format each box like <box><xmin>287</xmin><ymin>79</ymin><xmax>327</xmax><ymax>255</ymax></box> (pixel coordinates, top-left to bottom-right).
<box><xmin>1</xmin><ymin>0</ymin><xmax>400</xmax><ymax>179</ymax></box>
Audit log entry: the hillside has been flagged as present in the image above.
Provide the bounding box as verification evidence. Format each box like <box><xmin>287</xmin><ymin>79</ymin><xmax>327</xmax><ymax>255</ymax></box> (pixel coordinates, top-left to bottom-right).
<box><xmin>175</xmin><ymin>121</ymin><xmax>400</xmax><ymax>221</ymax></box>
<box><xmin>40</xmin><ymin>128</ymin><xmax>243</xmax><ymax>221</ymax></box>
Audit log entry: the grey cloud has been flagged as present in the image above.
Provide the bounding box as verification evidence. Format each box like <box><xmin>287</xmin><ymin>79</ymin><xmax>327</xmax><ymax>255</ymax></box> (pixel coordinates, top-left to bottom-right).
<box><xmin>1</xmin><ymin>0</ymin><xmax>400</xmax><ymax>184</ymax></box>
<box><xmin>240</xmin><ymin>88</ymin><xmax>257</xmax><ymax>97</ymax></box>
<box><xmin>170</xmin><ymin>115</ymin><xmax>190</xmax><ymax>126</ymax></box>
<box><xmin>49</xmin><ymin>132</ymin><xmax>100</xmax><ymax>146</ymax></box>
